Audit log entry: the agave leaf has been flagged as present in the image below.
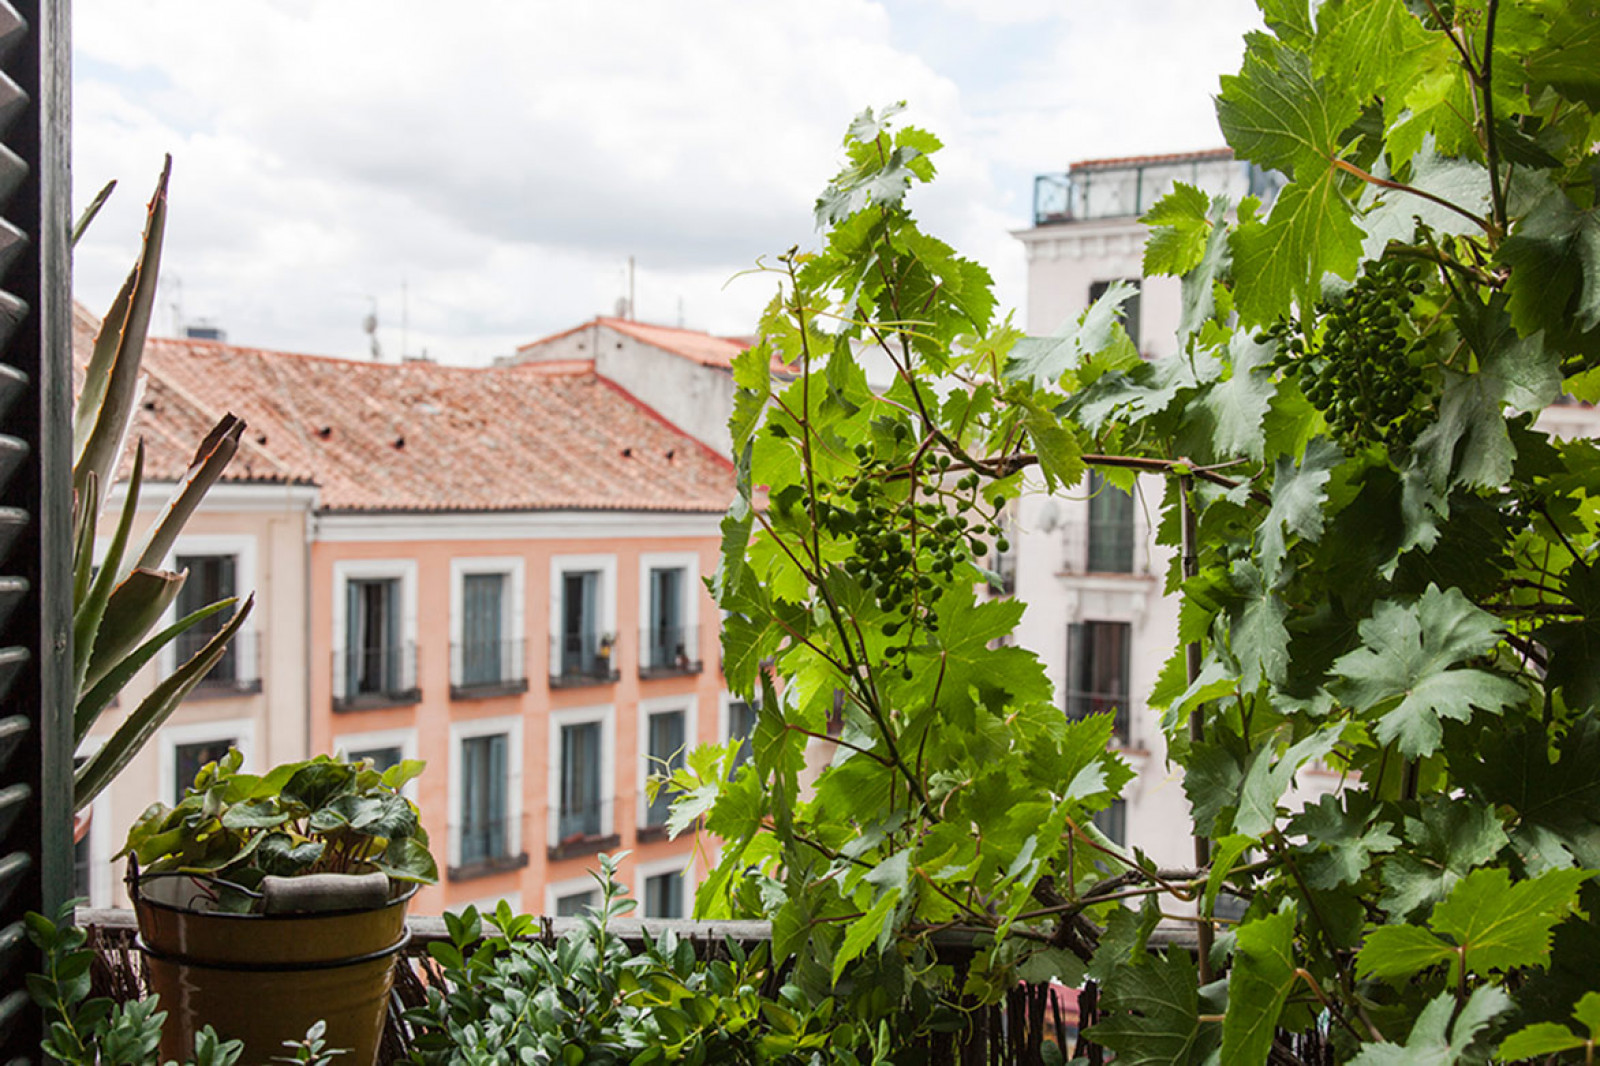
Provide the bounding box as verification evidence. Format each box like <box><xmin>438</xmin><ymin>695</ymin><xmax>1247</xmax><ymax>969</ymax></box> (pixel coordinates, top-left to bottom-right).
<box><xmin>72</xmin><ymin>442</ymin><xmax>144</xmax><ymax>693</ymax></box>
<box><xmin>76</xmin><ymin>593</ymin><xmax>254</xmax><ymax>811</ymax></box>
<box><xmin>70</xmin><ymin>178</ymin><xmax>116</xmax><ymax>249</ymax></box>
<box><xmin>75</xmin><ymin>597</ymin><xmax>236</xmax><ymax>745</ymax></box>
<box><xmin>82</xmin><ymin>566</ymin><xmax>185</xmax><ymax>692</ymax></box>
<box><xmin>132</xmin><ymin>413</ymin><xmax>244</xmax><ymax>573</ymax></box>
<box><xmin>71</xmin><ymin>470</ymin><xmax>98</xmax><ymax>608</ymax></box>
<box><xmin>72</xmin><ymin>157</ymin><xmax>170</xmax><ymax>514</ymax></box>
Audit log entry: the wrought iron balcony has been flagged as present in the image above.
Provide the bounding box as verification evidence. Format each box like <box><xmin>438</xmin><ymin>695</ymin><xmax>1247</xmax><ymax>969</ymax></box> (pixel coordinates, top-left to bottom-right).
<box><xmin>638</xmin><ymin>624</ymin><xmax>702</xmax><ymax>679</ymax></box>
<box><xmin>548</xmin><ymin>796</ymin><xmax>618</xmax><ymax>860</ymax></box>
<box><xmin>549</xmin><ymin>631</ymin><xmax>620</xmax><ymax>688</ymax></box>
<box><xmin>449</xmin><ymin>638</ymin><xmax>528</xmax><ymax>699</ymax></box>
<box><xmin>332</xmin><ymin>642</ymin><xmax>420</xmax><ymax>710</ymax></box>
<box><xmin>1060</xmin><ymin>519</ymin><xmax>1148</xmax><ymax>576</ymax></box>
<box><xmin>447</xmin><ymin>812</ymin><xmax>529</xmax><ymax>881</ymax></box>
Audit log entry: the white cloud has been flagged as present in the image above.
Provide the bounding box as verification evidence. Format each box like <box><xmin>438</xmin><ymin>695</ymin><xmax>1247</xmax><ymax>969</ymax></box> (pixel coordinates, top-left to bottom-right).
<box><xmin>71</xmin><ymin>0</ymin><xmax>1261</xmax><ymax>363</ymax></box>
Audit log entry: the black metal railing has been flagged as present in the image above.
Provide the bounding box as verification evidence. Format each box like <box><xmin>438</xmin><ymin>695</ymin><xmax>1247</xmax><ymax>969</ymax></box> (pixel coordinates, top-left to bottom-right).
<box><xmin>332</xmin><ymin>642</ymin><xmax>420</xmax><ymax>710</ymax></box>
<box><xmin>638</xmin><ymin>624</ymin><xmax>702</xmax><ymax>679</ymax></box>
<box><xmin>1061</xmin><ymin>520</ymin><xmax>1143</xmax><ymax>575</ymax></box>
<box><xmin>173</xmin><ymin>628</ymin><xmax>260</xmax><ymax>696</ymax></box>
<box><xmin>1032</xmin><ymin>155</ymin><xmax>1283</xmax><ymax>226</ymax></box>
<box><xmin>1064</xmin><ymin>691</ymin><xmax>1132</xmax><ymax>748</ymax></box>
<box><xmin>450</xmin><ymin>638</ymin><xmax>528</xmax><ymax>697</ymax></box>
<box><xmin>549</xmin><ymin>632</ymin><xmax>620</xmax><ymax>687</ymax></box>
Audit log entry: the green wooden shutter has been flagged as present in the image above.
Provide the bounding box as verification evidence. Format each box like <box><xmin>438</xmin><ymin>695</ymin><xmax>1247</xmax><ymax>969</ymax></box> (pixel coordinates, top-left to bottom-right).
<box><xmin>0</xmin><ymin>0</ymin><xmax>72</xmax><ymax>1052</ymax></box>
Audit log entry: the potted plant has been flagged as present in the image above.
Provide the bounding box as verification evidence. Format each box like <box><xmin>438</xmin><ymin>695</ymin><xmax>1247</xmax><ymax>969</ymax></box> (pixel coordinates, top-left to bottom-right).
<box><xmin>119</xmin><ymin>750</ymin><xmax>438</xmax><ymax>1064</ymax></box>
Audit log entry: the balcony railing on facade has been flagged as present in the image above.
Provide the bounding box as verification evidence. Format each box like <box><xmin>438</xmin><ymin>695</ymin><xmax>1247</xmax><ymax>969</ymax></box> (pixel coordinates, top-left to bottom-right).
<box><xmin>446</xmin><ymin>812</ymin><xmax>530</xmax><ymax>882</ymax></box>
<box><xmin>449</xmin><ymin>638</ymin><xmax>529</xmax><ymax>700</ymax></box>
<box><xmin>1031</xmin><ymin>152</ymin><xmax>1283</xmax><ymax>227</ymax></box>
<box><xmin>332</xmin><ymin>642</ymin><xmax>421</xmax><ymax>711</ymax></box>
<box><xmin>173</xmin><ymin>628</ymin><xmax>262</xmax><ymax>697</ymax></box>
<box><xmin>549</xmin><ymin>631</ymin><xmax>620</xmax><ymax>688</ymax></box>
<box><xmin>548</xmin><ymin>797</ymin><xmax>618</xmax><ymax>860</ymax></box>
<box><xmin>1064</xmin><ymin>690</ymin><xmax>1132</xmax><ymax>749</ymax></box>
<box><xmin>637</xmin><ymin>624</ymin><xmax>702</xmax><ymax>679</ymax></box>
<box><xmin>1060</xmin><ymin>519</ymin><xmax>1150</xmax><ymax>577</ymax></box>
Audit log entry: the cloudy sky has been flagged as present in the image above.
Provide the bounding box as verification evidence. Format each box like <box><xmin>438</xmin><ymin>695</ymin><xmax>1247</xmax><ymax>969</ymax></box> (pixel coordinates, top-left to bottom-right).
<box><xmin>72</xmin><ymin>0</ymin><xmax>1264</xmax><ymax>365</ymax></box>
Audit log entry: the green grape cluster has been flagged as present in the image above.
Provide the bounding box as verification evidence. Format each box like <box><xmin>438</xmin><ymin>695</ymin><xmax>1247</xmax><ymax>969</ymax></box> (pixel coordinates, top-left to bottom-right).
<box><xmin>1262</xmin><ymin>257</ymin><xmax>1432</xmax><ymax>447</ymax></box>
<box><xmin>816</xmin><ymin>444</ymin><xmax>1006</xmax><ymax>675</ymax></box>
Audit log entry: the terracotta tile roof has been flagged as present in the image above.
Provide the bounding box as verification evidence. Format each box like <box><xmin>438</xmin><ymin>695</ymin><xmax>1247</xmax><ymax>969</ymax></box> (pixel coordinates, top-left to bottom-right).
<box><xmin>1069</xmin><ymin>148</ymin><xmax>1235</xmax><ymax>173</ymax></box>
<box><xmin>518</xmin><ymin>316</ymin><xmax>785</xmax><ymax>373</ymax></box>
<box><xmin>73</xmin><ymin>306</ymin><xmax>734</xmax><ymax>514</ymax></box>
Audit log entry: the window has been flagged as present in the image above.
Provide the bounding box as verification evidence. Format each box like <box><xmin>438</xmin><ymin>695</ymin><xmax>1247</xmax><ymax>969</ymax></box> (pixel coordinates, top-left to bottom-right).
<box><xmin>448</xmin><ymin>716</ymin><xmax>524</xmax><ymax>879</ymax></box>
<box><xmin>175</xmin><ymin>554</ymin><xmax>240</xmax><ymax>687</ymax></box>
<box><xmin>727</xmin><ymin>698</ymin><xmax>757</xmax><ymax>770</ymax></box>
<box><xmin>350</xmin><ymin>745</ymin><xmax>403</xmax><ymax>773</ymax></box>
<box><xmin>334</xmin><ymin>560</ymin><xmax>418</xmax><ymax>709</ymax></box>
<box><xmin>459</xmin><ymin>733</ymin><xmax>508</xmax><ymax>866</ymax></box>
<box><xmin>644</xmin><ymin>708</ymin><xmax>686</xmax><ymax>827</ymax></box>
<box><xmin>1066</xmin><ymin>621</ymin><xmax>1132</xmax><ymax>746</ymax></box>
<box><xmin>1086</xmin><ymin>471</ymin><xmax>1135</xmax><ymax>573</ymax></box>
<box><xmin>1088</xmin><ymin>278</ymin><xmax>1142</xmax><ymax>352</ymax></box>
<box><xmin>555</xmin><ymin>890</ymin><xmax>597</xmax><ymax>917</ymax></box>
<box><xmin>462</xmin><ymin>573</ymin><xmax>506</xmax><ymax>686</ymax></box>
<box><xmin>172</xmin><ymin>737</ymin><xmax>236</xmax><ymax>804</ymax></box>
<box><xmin>1093</xmin><ymin>799</ymin><xmax>1127</xmax><ymax>847</ymax></box>
<box><xmin>558</xmin><ymin>720</ymin><xmax>602</xmax><ymax>840</ymax></box>
<box><xmin>452</xmin><ymin>558</ymin><xmax>526</xmax><ymax>696</ymax></box>
<box><xmin>644</xmin><ymin>871</ymin><xmax>684</xmax><ymax>919</ymax></box>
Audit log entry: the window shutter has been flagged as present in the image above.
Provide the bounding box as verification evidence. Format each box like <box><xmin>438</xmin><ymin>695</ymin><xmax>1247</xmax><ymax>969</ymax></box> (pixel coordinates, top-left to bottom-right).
<box><xmin>0</xmin><ymin>0</ymin><xmax>73</xmax><ymax>1052</ymax></box>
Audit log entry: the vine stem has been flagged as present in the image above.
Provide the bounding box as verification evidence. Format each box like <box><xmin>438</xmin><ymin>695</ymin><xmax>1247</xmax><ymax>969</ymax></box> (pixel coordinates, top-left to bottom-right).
<box><xmin>1480</xmin><ymin>0</ymin><xmax>1508</xmax><ymax>236</ymax></box>
<box><xmin>1179</xmin><ymin>474</ymin><xmax>1214</xmax><ymax>984</ymax></box>
<box><xmin>1329</xmin><ymin>158</ymin><xmax>1497</xmax><ymax>238</ymax></box>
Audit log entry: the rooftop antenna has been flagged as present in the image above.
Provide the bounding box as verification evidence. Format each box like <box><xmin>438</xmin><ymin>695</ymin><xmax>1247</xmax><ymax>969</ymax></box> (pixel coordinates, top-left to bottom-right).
<box><xmin>363</xmin><ymin>296</ymin><xmax>381</xmax><ymax>361</ymax></box>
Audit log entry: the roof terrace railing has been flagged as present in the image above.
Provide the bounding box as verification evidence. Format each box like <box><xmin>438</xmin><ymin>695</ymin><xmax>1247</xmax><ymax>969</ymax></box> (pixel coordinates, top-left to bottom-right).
<box><xmin>1032</xmin><ymin>153</ymin><xmax>1284</xmax><ymax>226</ymax></box>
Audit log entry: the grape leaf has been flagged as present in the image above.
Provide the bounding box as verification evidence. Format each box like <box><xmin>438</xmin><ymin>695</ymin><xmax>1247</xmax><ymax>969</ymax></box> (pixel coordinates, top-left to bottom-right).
<box><xmin>1349</xmin><ymin>988</ymin><xmax>1510</xmax><ymax>1066</ymax></box>
<box><xmin>1231</xmin><ymin>171</ymin><xmax>1366</xmax><ymax>325</ymax></box>
<box><xmin>1143</xmin><ymin>183</ymin><xmax>1213</xmax><ymax>277</ymax></box>
<box><xmin>1200</xmin><ymin>329</ymin><xmax>1277</xmax><ymax>462</ymax></box>
<box><xmin>1357</xmin><ymin>923</ymin><xmax>1454</xmax><ymax>980</ymax></box>
<box><xmin>1329</xmin><ymin>585</ymin><xmax>1526</xmax><ymax>758</ymax></box>
<box><xmin>1524</xmin><ymin>1</ymin><xmax>1600</xmax><ymax>109</ymax></box>
<box><xmin>1459</xmin><ymin>717</ymin><xmax>1600</xmax><ymax>870</ymax></box>
<box><xmin>1500</xmin><ymin>181</ymin><xmax>1600</xmax><ymax>337</ymax></box>
<box><xmin>1177</xmin><ymin>196</ymin><xmax>1233</xmax><ymax>339</ymax></box>
<box><xmin>1292</xmin><ymin>793</ymin><xmax>1401</xmax><ymax>889</ymax></box>
<box><xmin>1314</xmin><ymin>0</ymin><xmax>1441</xmax><ymax>105</ymax></box>
<box><xmin>1379</xmin><ymin>800</ymin><xmax>1508</xmax><ymax>919</ymax></box>
<box><xmin>1357</xmin><ymin>145</ymin><xmax>1493</xmax><ymax>260</ymax></box>
<box><xmin>1430</xmin><ymin>866</ymin><xmax>1591</xmax><ymax>978</ymax></box>
<box><xmin>1088</xmin><ymin>950</ymin><xmax>1217</xmax><ymax>1065</ymax></box>
<box><xmin>1258</xmin><ymin>437</ymin><xmax>1342</xmax><ymax>582</ymax></box>
<box><xmin>1007</xmin><ymin>280</ymin><xmax>1137</xmax><ymax>387</ymax></box>
<box><xmin>1234</xmin><ymin>727</ymin><xmax>1341</xmax><ymax>838</ymax></box>
<box><xmin>1221</xmin><ymin>906</ymin><xmax>1298</xmax><ymax>1065</ymax></box>
<box><xmin>1231</xmin><ymin>560</ymin><xmax>1291</xmax><ymax>693</ymax></box>
<box><xmin>1217</xmin><ymin>36</ymin><xmax>1359</xmax><ymax>176</ymax></box>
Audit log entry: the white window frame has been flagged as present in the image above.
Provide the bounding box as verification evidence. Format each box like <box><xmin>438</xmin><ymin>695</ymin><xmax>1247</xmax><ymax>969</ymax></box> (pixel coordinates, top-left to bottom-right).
<box><xmin>634</xmin><ymin>854</ymin><xmax>693</xmax><ymax>920</ymax></box>
<box><xmin>638</xmin><ymin>695</ymin><xmax>697</xmax><ymax>829</ymax></box>
<box><xmin>548</xmin><ymin>703</ymin><xmax>615</xmax><ymax>842</ymax></box>
<box><xmin>549</xmin><ymin>553</ymin><xmax>618</xmax><ymax>665</ymax></box>
<box><xmin>450</xmin><ymin>556</ymin><xmax>526</xmax><ymax>686</ymax></box>
<box><xmin>545</xmin><ymin>873</ymin><xmax>601</xmax><ymax>918</ymax></box>
<box><xmin>157</xmin><ymin>533</ymin><xmax>258</xmax><ymax>676</ymax></box>
<box><xmin>331</xmin><ymin>726</ymin><xmax>420</xmax><ymax>799</ymax></box>
<box><xmin>332</xmin><ymin>559</ymin><xmax>418</xmax><ymax>701</ymax></box>
<box><xmin>637</xmin><ymin>551</ymin><xmax>700</xmax><ymax>665</ymax></box>
<box><xmin>447</xmin><ymin>714</ymin><xmax>525</xmax><ymax>870</ymax></box>
<box><xmin>159</xmin><ymin>716</ymin><xmax>257</xmax><ymax>805</ymax></box>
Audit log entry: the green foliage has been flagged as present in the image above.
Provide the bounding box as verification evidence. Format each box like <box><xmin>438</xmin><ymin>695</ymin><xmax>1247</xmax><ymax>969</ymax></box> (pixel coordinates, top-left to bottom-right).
<box><xmin>688</xmin><ymin>0</ymin><xmax>1600</xmax><ymax>1060</ymax></box>
<box><xmin>25</xmin><ymin>899</ymin><xmax>339</xmax><ymax>1065</ymax></box>
<box><xmin>122</xmin><ymin>751</ymin><xmax>436</xmax><ymax>911</ymax></box>
<box><xmin>71</xmin><ymin>161</ymin><xmax>253</xmax><ymax>812</ymax></box>
<box><xmin>403</xmin><ymin>853</ymin><xmax>879</xmax><ymax>1064</ymax></box>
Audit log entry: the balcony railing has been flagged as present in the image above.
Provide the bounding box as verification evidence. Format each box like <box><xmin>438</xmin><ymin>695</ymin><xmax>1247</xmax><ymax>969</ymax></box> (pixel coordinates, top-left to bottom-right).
<box><xmin>638</xmin><ymin>624</ymin><xmax>702</xmax><ymax>679</ymax></box>
<box><xmin>449</xmin><ymin>638</ymin><xmax>529</xmax><ymax>699</ymax></box>
<box><xmin>1032</xmin><ymin>153</ymin><xmax>1283</xmax><ymax>226</ymax></box>
<box><xmin>447</xmin><ymin>812</ymin><xmax>529</xmax><ymax>881</ymax></box>
<box><xmin>549</xmin><ymin>632</ymin><xmax>620</xmax><ymax>688</ymax></box>
<box><xmin>548</xmin><ymin>797</ymin><xmax>618</xmax><ymax>860</ymax></box>
<box><xmin>173</xmin><ymin>628</ymin><xmax>261</xmax><ymax>697</ymax></box>
<box><xmin>332</xmin><ymin>642</ymin><xmax>420</xmax><ymax>711</ymax></box>
<box><xmin>1061</xmin><ymin>520</ymin><xmax>1148</xmax><ymax>576</ymax></box>
<box><xmin>1065</xmin><ymin>690</ymin><xmax>1132</xmax><ymax>748</ymax></box>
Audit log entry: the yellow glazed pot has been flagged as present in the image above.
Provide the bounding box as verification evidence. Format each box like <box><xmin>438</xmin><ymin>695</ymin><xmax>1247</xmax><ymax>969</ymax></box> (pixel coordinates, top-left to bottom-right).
<box><xmin>132</xmin><ymin>875</ymin><xmax>415</xmax><ymax>1065</ymax></box>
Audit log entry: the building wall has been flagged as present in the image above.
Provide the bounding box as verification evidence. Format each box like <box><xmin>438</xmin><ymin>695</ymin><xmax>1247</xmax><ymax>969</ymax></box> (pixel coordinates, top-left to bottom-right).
<box><xmin>86</xmin><ymin>484</ymin><xmax>315</xmax><ymax>908</ymax></box>
<box><xmin>516</xmin><ymin>323</ymin><xmax>735</xmax><ymax>457</ymax></box>
<box><xmin>307</xmin><ymin>511</ymin><xmax>728</xmax><ymax>915</ymax></box>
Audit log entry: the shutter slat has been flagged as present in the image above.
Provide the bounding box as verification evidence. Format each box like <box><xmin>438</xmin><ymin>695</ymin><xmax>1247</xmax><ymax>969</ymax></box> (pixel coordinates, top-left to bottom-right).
<box><xmin>0</xmin><ymin>850</ymin><xmax>31</xmax><ymax>912</ymax></box>
<box><xmin>0</xmin><ymin>361</ymin><xmax>22</xmax><ymax>421</ymax></box>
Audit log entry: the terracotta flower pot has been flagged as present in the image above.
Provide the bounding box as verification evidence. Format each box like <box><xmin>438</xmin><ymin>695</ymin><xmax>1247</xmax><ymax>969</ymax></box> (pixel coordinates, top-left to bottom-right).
<box><xmin>132</xmin><ymin>874</ymin><xmax>415</xmax><ymax>1065</ymax></box>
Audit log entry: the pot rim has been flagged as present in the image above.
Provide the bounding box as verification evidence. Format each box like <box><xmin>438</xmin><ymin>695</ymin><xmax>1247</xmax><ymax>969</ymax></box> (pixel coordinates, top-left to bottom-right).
<box><xmin>133</xmin><ymin>875</ymin><xmax>420</xmax><ymax>922</ymax></box>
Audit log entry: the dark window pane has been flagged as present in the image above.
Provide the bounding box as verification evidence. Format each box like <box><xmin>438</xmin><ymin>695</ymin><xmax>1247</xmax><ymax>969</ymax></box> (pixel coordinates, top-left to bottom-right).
<box><xmin>348</xmin><ymin>577</ymin><xmax>402</xmax><ymax>695</ymax></box>
<box><xmin>460</xmin><ymin>733</ymin><xmax>508</xmax><ymax>865</ymax></box>
<box><xmin>1066</xmin><ymin>621</ymin><xmax>1131</xmax><ymax>745</ymax></box>
<box><xmin>644</xmin><ymin>871</ymin><xmax>683</xmax><ymax>919</ymax></box>
<box><xmin>728</xmin><ymin>700</ymin><xmax>757</xmax><ymax>770</ymax></box>
<box><xmin>559</xmin><ymin>721</ymin><xmax>602</xmax><ymax>839</ymax></box>
<box><xmin>173</xmin><ymin>739</ymin><xmax>236</xmax><ymax>804</ymax></box>
<box><xmin>561</xmin><ymin>571</ymin><xmax>601</xmax><ymax>676</ymax></box>
<box><xmin>1092</xmin><ymin>798</ymin><xmax>1127</xmax><ymax>847</ymax></box>
<box><xmin>646</xmin><ymin>710</ymin><xmax>686</xmax><ymax>826</ymax></box>
<box><xmin>648</xmin><ymin>567</ymin><xmax>685</xmax><ymax>670</ymax></box>
<box><xmin>1086</xmin><ymin>472</ymin><xmax>1135</xmax><ymax>573</ymax></box>
<box><xmin>555</xmin><ymin>890</ymin><xmax>597</xmax><ymax>917</ymax></box>
<box><xmin>349</xmin><ymin>745</ymin><xmax>403</xmax><ymax>773</ymax></box>
<box><xmin>176</xmin><ymin>554</ymin><xmax>238</xmax><ymax>682</ymax></box>
<box><xmin>462</xmin><ymin>572</ymin><xmax>506</xmax><ymax>686</ymax></box>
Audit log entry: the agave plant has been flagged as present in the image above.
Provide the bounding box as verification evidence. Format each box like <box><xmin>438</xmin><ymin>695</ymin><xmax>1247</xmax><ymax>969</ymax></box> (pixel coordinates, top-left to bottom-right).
<box><xmin>71</xmin><ymin>158</ymin><xmax>253</xmax><ymax>812</ymax></box>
